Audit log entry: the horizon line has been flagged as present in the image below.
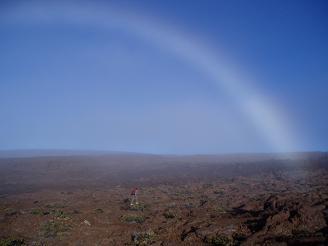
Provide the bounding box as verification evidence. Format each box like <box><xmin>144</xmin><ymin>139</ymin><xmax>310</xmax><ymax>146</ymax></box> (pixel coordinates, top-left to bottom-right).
<box><xmin>0</xmin><ymin>148</ymin><xmax>327</xmax><ymax>158</ymax></box>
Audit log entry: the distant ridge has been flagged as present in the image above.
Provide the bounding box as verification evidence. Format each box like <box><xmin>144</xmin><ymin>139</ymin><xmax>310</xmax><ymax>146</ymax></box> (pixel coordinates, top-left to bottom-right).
<box><xmin>0</xmin><ymin>149</ymin><xmax>145</xmax><ymax>158</ymax></box>
<box><xmin>0</xmin><ymin>149</ymin><xmax>326</xmax><ymax>160</ymax></box>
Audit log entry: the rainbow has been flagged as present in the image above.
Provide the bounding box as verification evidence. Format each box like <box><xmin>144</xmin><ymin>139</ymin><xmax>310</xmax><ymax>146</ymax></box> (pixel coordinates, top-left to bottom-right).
<box><xmin>3</xmin><ymin>1</ymin><xmax>299</xmax><ymax>153</ymax></box>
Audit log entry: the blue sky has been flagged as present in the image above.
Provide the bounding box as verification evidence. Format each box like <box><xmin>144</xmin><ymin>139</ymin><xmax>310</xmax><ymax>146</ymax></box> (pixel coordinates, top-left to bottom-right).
<box><xmin>0</xmin><ymin>0</ymin><xmax>327</xmax><ymax>154</ymax></box>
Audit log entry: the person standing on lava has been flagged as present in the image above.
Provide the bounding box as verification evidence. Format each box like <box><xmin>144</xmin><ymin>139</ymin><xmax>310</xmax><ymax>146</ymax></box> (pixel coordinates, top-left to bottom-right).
<box><xmin>130</xmin><ymin>187</ymin><xmax>139</xmax><ymax>206</ymax></box>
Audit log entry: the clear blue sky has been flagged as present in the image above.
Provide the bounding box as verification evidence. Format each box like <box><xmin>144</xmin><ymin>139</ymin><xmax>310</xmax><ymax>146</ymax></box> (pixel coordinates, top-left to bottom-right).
<box><xmin>0</xmin><ymin>0</ymin><xmax>327</xmax><ymax>154</ymax></box>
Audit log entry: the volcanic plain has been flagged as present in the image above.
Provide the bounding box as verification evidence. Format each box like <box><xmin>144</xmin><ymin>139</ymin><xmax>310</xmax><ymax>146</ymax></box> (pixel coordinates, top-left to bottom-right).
<box><xmin>1</xmin><ymin>152</ymin><xmax>327</xmax><ymax>245</ymax></box>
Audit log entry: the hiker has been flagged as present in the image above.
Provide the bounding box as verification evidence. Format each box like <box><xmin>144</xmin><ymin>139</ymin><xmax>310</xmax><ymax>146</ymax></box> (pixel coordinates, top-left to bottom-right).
<box><xmin>130</xmin><ymin>187</ymin><xmax>139</xmax><ymax>206</ymax></box>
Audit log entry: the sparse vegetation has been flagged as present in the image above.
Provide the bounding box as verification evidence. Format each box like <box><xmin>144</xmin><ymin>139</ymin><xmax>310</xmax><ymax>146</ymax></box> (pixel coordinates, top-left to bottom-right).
<box><xmin>163</xmin><ymin>210</ymin><xmax>175</xmax><ymax>219</ymax></box>
<box><xmin>130</xmin><ymin>203</ymin><xmax>147</xmax><ymax>211</ymax></box>
<box><xmin>0</xmin><ymin>238</ymin><xmax>24</xmax><ymax>246</ymax></box>
<box><xmin>205</xmin><ymin>234</ymin><xmax>232</xmax><ymax>246</ymax></box>
<box><xmin>4</xmin><ymin>208</ymin><xmax>17</xmax><ymax>216</ymax></box>
<box><xmin>1</xmin><ymin>154</ymin><xmax>328</xmax><ymax>245</ymax></box>
<box><xmin>95</xmin><ymin>208</ymin><xmax>104</xmax><ymax>214</ymax></box>
<box><xmin>123</xmin><ymin>215</ymin><xmax>145</xmax><ymax>224</ymax></box>
<box><xmin>50</xmin><ymin>210</ymin><xmax>70</xmax><ymax>219</ymax></box>
<box><xmin>131</xmin><ymin>229</ymin><xmax>156</xmax><ymax>245</ymax></box>
<box><xmin>31</xmin><ymin>208</ymin><xmax>49</xmax><ymax>215</ymax></box>
<box><xmin>40</xmin><ymin>220</ymin><xmax>71</xmax><ymax>238</ymax></box>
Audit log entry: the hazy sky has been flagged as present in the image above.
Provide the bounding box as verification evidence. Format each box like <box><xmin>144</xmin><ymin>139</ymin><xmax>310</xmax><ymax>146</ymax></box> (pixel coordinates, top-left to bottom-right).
<box><xmin>0</xmin><ymin>0</ymin><xmax>327</xmax><ymax>154</ymax></box>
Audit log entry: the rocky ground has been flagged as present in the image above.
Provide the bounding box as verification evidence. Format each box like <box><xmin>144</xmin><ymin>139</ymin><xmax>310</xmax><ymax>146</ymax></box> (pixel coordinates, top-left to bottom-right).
<box><xmin>0</xmin><ymin>153</ymin><xmax>327</xmax><ymax>245</ymax></box>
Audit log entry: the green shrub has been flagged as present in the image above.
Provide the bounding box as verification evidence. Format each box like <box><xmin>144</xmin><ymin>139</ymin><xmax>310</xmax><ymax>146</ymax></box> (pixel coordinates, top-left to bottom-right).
<box><xmin>123</xmin><ymin>215</ymin><xmax>145</xmax><ymax>224</ymax></box>
<box><xmin>31</xmin><ymin>209</ymin><xmax>49</xmax><ymax>216</ymax></box>
<box><xmin>50</xmin><ymin>210</ymin><xmax>70</xmax><ymax>219</ymax></box>
<box><xmin>163</xmin><ymin>211</ymin><xmax>175</xmax><ymax>219</ymax></box>
<box><xmin>130</xmin><ymin>203</ymin><xmax>147</xmax><ymax>211</ymax></box>
<box><xmin>206</xmin><ymin>234</ymin><xmax>232</xmax><ymax>246</ymax></box>
<box><xmin>0</xmin><ymin>238</ymin><xmax>24</xmax><ymax>246</ymax></box>
<box><xmin>45</xmin><ymin>203</ymin><xmax>65</xmax><ymax>209</ymax></box>
<box><xmin>40</xmin><ymin>220</ymin><xmax>71</xmax><ymax>238</ymax></box>
<box><xmin>131</xmin><ymin>229</ymin><xmax>156</xmax><ymax>245</ymax></box>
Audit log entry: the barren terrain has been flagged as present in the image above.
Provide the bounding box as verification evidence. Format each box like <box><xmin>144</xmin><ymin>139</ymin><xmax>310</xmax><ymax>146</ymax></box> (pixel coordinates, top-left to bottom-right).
<box><xmin>1</xmin><ymin>152</ymin><xmax>327</xmax><ymax>245</ymax></box>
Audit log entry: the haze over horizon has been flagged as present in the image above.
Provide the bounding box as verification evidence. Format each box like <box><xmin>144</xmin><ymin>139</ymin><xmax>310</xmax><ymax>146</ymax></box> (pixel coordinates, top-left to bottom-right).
<box><xmin>1</xmin><ymin>0</ymin><xmax>327</xmax><ymax>154</ymax></box>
